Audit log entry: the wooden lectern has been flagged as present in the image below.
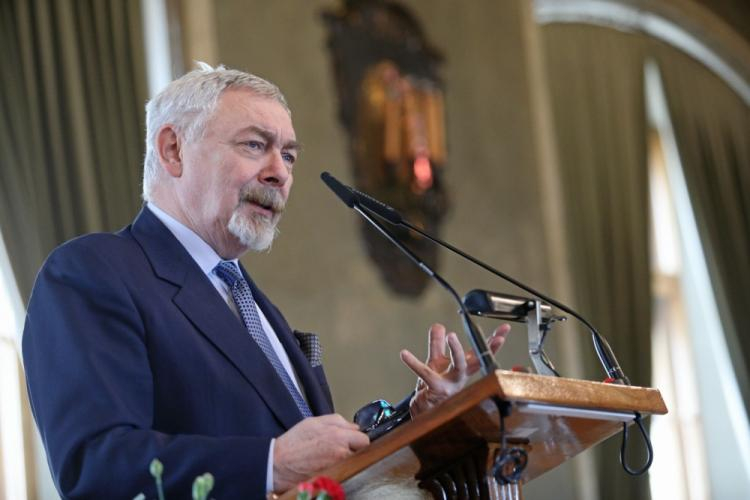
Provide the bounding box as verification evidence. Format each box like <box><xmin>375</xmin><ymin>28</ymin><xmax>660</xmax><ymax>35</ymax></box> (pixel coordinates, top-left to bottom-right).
<box><xmin>276</xmin><ymin>370</ymin><xmax>667</xmax><ymax>499</ymax></box>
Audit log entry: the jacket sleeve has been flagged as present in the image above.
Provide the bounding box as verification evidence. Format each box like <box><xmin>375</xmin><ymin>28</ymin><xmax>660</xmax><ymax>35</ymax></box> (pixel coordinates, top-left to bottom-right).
<box><xmin>22</xmin><ymin>239</ymin><xmax>271</xmax><ymax>500</ymax></box>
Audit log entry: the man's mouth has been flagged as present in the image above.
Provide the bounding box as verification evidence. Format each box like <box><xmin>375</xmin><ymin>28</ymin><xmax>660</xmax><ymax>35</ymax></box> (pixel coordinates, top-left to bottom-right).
<box><xmin>239</xmin><ymin>188</ymin><xmax>285</xmax><ymax>219</ymax></box>
<box><xmin>245</xmin><ymin>199</ymin><xmax>275</xmax><ymax>217</ymax></box>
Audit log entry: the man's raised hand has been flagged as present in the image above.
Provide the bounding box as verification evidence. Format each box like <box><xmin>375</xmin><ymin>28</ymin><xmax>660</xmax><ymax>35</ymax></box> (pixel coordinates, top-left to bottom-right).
<box><xmin>400</xmin><ymin>323</ymin><xmax>511</xmax><ymax>417</ymax></box>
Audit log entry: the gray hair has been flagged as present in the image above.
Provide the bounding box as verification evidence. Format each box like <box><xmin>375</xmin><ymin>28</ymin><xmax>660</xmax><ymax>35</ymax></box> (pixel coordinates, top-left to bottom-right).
<box><xmin>142</xmin><ymin>62</ymin><xmax>289</xmax><ymax>200</ymax></box>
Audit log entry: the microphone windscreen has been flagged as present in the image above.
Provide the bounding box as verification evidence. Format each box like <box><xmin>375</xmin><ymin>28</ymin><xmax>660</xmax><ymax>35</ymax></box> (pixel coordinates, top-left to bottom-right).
<box><xmin>321</xmin><ymin>172</ymin><xmax>356</xmax><ymax>208</ymax></box>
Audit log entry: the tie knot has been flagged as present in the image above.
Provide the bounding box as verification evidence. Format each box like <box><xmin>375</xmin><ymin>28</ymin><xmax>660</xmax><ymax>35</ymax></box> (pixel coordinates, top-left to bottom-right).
<box><xmin>214</xmin><ymin>261</ymin><xmax>243</xmax><ymax>288</ymax></box>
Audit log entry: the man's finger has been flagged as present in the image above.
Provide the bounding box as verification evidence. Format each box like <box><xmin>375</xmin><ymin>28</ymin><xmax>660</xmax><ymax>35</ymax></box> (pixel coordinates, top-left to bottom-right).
<box><xmin>317</xmin><ymin>414</ymin><xmax>360</xmax><ymax>430</ymax></box>
<box><xmin>465</xmin><ymin>349</ymin><xmax>487</xmax><ymax>376</ymax></box>
<box><xmin>488</xmin><ymin>324</ymin><xmax>512</xmax><ymax>354</ymax></box>
<box><xmin>446</xmin><ymin>332</ymin><xmax>467</xmax><ymax>372</ymax></box>
<box><xmin>427</xmin><ymin>323</ymin><xmax>447</xmax><ymax>361</ymax></box>
<box><xmin>463</xmin><ymin>324</ymin><xmax>511</xmax><ymax>375</ymax></box>
<box><xmin>400</xmin><ymin>349</ymin><xmax>439</xmax><ymax>385</ymax></box>
<box><xmin>346</xmin><ymin>430</ymin><xmax>371</xmax><ymax>451</ymax></box>
<box><xmin>488</xmin><ymin>336</ymin><xmax>505</xmax><ymax>354</ymax></box>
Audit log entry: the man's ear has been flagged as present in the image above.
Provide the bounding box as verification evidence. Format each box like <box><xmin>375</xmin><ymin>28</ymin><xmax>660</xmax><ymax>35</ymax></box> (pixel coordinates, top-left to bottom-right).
<box><xmin>156</xmin><ymin>125</ymin><xmax>183</xmax><ymax>178</ymax></box>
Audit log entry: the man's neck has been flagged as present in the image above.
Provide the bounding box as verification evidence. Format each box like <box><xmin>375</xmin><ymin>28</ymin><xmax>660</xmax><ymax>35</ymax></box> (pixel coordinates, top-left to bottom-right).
<box><xmin>148</xmin><ymin>195</ymin><xmax>247</xmax><ymax>260</ymax></box>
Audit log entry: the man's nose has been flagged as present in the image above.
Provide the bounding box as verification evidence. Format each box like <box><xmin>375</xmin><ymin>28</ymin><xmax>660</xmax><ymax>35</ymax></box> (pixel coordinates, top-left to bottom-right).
<box><xmin>259</xmin><ymin>150</ymin><xmax>290</xmax><ymax>187</ymax></box>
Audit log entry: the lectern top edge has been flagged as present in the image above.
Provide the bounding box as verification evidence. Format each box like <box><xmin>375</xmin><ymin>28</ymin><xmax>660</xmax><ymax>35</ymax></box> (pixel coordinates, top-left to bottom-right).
<box><xmin>273</xmin><ymin>370</ymin><xmax>667</xmax><ymax>499</ymax></box>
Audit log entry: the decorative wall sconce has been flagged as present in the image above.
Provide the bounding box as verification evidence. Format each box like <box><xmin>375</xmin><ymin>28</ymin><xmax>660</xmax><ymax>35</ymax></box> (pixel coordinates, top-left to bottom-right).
<box><xmin>323</xmin><ymin>0</ymin><xmax>449</xmax><ymax>297</ymax></box>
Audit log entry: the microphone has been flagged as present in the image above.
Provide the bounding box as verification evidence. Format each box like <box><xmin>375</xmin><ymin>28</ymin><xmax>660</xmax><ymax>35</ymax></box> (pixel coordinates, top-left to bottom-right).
<box><xmin>322</xmin><ymin>171</ymin><xmax>403</xmax><ymax>224</ymax></box>
<box><xmin>349</xmin><ymin>187</ymin><xmax>403</xmax><ymax>225</ymax></box>
<box><xmin>320</xmin><ymin>172</ymin><xmax>498</xmax><ymax>376</ymax></box>
<box><xmin>321</xmin><ymin>171</ymin><xmax>356</xmax><ymax>208</ymax></box>
<box><xmin>320</xmin><ymin>174</ymin><xmax>654</xmax><ymax>476</ymax></box>
<box><xmin>321</xmin><ymin>172</ymin><xmax>630</xmax><ymax>385</ymax></box>
<box><xmin>463</xmin><ymin>290</ymin><xmax>555</xmax><ymax>322</ymax></box>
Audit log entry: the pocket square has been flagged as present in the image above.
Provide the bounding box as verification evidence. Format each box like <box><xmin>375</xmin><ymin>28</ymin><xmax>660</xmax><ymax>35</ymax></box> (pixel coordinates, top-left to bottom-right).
<box><xmin>293</xmin><ymin>330</ymin><xmax>322</xmax><ymax>367</ymax></box>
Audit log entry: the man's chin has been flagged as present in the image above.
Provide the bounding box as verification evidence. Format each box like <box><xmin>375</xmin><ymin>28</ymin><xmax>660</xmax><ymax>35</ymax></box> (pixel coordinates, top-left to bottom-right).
<box><xmin>227</xmin><ymin>213</ymin><xmax>279</xmax><ymax>252</ymax></box>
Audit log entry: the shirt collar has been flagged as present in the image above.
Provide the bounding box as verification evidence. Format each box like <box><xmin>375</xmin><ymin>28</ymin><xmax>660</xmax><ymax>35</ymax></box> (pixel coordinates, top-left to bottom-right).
<box><xmin>146</xmin><ymin>202</ymin><xmax>238</xmax><ymax>275</ymax></box>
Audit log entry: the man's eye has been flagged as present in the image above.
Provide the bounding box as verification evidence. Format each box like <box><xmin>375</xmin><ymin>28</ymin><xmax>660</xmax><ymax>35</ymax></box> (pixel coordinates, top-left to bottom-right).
<box><xmin>244</xmin><ymin>140</ymin><xmax>265</xmax><ymax>151</ymax></box>
<box><xmin>282</xmin><ymin>152</ymin><xmax>296</xmax><ymax>164</ymax></box>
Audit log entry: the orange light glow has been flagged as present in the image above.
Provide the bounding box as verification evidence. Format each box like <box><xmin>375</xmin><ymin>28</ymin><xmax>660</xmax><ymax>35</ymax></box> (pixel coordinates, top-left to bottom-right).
<box><xmin>413</xmin><ymin>154</ymin><xmax>433</xmax><ymax>192</ymax></box>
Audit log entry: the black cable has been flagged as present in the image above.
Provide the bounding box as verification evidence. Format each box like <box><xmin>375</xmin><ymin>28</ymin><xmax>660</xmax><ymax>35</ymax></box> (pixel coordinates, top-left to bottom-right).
<box><xmin>353</xmin><ymin>205</ymin><xmax>497</xmax><ymax>375</ymax></box>
<box><xmin>342</xmin><ymin>177</ymin><xmax>629</xmax><ymax>382</ymax></box>
<box><xmin>401</xmin><ymin>220</ymin><xmax>630</xmax><ymax>384</ymax></box>
<box><xmin>340</xmin><ymin>182</ymin><xmax>654</xmax><ymax>476</ymax></box>
<box><xmin>536</xmin><ymin>321</ymin><xmax>561</xmax><ymax>377</ymax></box>
<box><xmin>406</xmin><ymin>219</ymin><xmax>654</xmax><ymax>476</ymax></box>
<box><xmin>620</xmin><ymin>412</ymin><xmax>654</xmax><ymax>475</ymax></box>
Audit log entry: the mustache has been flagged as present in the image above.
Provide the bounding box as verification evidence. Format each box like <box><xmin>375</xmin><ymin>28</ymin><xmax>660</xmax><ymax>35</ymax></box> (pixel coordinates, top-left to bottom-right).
<box><xmin>239</xmin><ymin>185</ymin><xmax>286</xmax><ymax>214</ymax></box>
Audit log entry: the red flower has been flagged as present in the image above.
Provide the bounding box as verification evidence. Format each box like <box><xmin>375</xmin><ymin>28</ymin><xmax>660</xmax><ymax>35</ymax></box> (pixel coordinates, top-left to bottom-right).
<box><xmin>311</xmin><ymin>476</ymin><xmax>345</xmax><ymax>500</ymax></box>
<box><xmin>296</xmin><ymin>481</ymin><xmax>316</xmax><ymax>494</ymax></box>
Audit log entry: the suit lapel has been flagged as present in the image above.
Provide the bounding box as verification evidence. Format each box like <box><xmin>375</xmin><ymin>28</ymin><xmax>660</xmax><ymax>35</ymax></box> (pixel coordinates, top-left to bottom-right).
<box><xmin>244</xmin><ymin>268</ymin><xmax>334</xmax><ymax>416</ymax></box>
<box><xmin>130</xmin><ymin>207</ymin><xmax>304</xmax><ymax>429</ymax></box>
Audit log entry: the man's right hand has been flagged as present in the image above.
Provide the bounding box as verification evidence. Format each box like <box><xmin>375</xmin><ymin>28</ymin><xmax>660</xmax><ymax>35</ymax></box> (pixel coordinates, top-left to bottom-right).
<box><xmin>273</xmin><ymin>414</ymin><xmax>370</xmax><ymax>492</ymax></box>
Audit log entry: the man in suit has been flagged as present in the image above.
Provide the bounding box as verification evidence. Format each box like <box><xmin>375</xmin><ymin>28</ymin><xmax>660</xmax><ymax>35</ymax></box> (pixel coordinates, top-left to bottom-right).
<box><xmin>22</xmin><ymin>64</ymin><xmax>509</xmax><ymax>499</ymax></box>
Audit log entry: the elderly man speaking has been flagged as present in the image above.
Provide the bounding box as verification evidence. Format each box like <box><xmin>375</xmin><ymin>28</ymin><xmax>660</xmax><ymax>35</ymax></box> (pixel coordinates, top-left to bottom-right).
<box><xmin>22</xmin><ymin>64</ymin><xmax>509</xmax><ymax>499</ymax></box>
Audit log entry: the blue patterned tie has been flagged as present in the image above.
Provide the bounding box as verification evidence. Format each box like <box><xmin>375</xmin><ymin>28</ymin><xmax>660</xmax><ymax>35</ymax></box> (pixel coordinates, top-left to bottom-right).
<box><xmin>214</xmin><ymin>261</ymin><xmax>313</xmax><ymax>418</ymax></box>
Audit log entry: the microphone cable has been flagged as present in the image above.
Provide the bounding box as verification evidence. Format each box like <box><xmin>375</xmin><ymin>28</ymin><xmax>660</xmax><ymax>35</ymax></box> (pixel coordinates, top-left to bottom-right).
<box><xmin>359</xmin><ymin>194</ymin><xmax>654</xmax><ymax>476</ymax></box>
<box><xmin>340</xmin><ymin>175</ymin><xmax>654</xmax><ymax>475</ymax></box>
<box><xmin>322</xmin><ymin>172</ymin><xmax>653</xmax><ymax>475</ymax></box>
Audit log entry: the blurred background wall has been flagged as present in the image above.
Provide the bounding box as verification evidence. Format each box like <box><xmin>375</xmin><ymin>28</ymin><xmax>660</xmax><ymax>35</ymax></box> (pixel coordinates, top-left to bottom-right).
<box><xmin>1</xmin><ymin>0</ymin><xmax>749</xmax><ymax>499</ymax></box>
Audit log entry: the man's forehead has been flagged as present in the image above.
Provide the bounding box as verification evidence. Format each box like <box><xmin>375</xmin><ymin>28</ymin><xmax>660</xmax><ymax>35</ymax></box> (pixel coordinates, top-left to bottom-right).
<box><xmin>219</xmin><ymin>87</ymin><xmax>289</xmax><ymax>115</ymax></box>
<box><xmin>212</xmin><ymin>89</ymin><xmax>297</xmax><ymax>141</ymax></box>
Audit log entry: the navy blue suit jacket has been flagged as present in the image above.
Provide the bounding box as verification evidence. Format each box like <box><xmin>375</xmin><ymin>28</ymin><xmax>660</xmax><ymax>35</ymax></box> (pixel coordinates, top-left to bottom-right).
<box><xmin>23</xmin><ymin>207</ymin><xmax>334</xmax><ymax>499</ymax></box>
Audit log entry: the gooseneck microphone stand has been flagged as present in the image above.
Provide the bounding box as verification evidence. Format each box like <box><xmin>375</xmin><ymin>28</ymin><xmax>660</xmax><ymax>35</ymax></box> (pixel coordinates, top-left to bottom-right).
<box><xmin>352</xmin><ymin>205</ymin><xmax>498</xmax><ymax>376</ymax></box>
<box><xmin>347</xmin><ymin>180</ymin><xmax>629</xmax><ymax>384</ymax></box>
<box><xmin>321</xmin><ymin>171</ymin><xmax>653</xmax><ymax>476</ymax></box>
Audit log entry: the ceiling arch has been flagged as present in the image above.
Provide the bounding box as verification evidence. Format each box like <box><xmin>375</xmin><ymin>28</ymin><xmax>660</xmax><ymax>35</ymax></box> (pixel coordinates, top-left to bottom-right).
<box><xmin>534</xmin><ymin>0</ymin><xmax>750</xmax><ymax>105</ymax></box>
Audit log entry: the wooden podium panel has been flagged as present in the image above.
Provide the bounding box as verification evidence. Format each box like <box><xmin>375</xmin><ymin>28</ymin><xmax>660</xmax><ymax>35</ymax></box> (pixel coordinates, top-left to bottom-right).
<box><xmin>276</xmin><ymin>370</ymin><xmax>667</xmax><ymax>499</ymax></box>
